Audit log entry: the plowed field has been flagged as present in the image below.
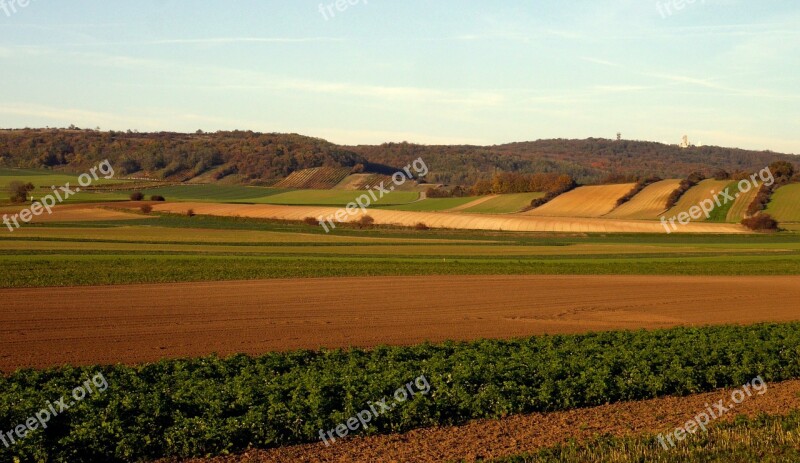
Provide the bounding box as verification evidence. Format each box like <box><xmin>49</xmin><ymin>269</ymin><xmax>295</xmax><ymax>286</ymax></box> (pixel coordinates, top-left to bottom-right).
<box><xmin>3</xmin><ymin>275</ymin><xmax>800</xmax><ymax>372</ymax></box>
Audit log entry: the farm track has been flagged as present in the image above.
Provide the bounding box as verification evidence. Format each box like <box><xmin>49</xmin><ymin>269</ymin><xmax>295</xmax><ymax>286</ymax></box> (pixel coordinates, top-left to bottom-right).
<box><xmin>3</xmin><ymin>275</ymin><xmax>800</xmax><ymax>372</ymax></box>
<box><xmin>171</xmin><ymin>378</ymin><xmax>800</xmax><ymax>463</ymax></box>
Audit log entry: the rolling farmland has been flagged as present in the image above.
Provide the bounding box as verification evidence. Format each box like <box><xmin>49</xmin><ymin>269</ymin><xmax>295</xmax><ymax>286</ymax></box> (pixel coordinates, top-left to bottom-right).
<box><xmin>768</xmin><ymin>183</ymin><xmax>800</xmax><ymax>223</ymax></box>
<box><xmin>274</xmin><ymin>167</ymin><xmax>352</xmax><ymax>189</ymax></box>
<box><xmin>459</xmin><ymin>192</ymin><xmax>545</xmax><ymax>213</ymax></box>
<box><xmin>662</xmin><ymin>179</ymin><xmax>734</xmax><ymax>220</ymax></box>
<box><xmin>604</xmin><ymin>179</ymin><xmax>681</xmax><ymax>219</ymax></box>
<box><xmin>523</xmin><ymin>183</ymin><xmax>636</xmax><ymax>217</ymax></box>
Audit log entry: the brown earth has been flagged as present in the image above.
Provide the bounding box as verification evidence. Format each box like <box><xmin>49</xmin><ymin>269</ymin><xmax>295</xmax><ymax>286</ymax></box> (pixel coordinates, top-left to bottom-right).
<box><xmin>3</xmin><ymin>275</ymin><xmax>800</xmax><ymax>372</ymax></box>
<box><xmin>168</xmin><ymin>378</ymin><xmax>800</xmax><ymax>463</ymax></box>
<box><xmin>146</xmin><ymin>202</ymin><xmax>747</xmax><ymax>233</ymax></box>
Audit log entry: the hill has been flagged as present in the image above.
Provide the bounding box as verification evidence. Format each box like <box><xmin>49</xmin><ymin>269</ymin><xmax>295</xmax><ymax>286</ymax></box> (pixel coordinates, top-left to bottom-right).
<box><xmin>0</xmin><ymin>129</ymin><xmax>796</xmax><ymax>186</ymax></box>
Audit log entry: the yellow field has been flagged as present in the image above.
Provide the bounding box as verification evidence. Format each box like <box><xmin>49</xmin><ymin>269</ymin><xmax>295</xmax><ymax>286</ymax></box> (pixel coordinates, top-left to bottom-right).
<box><xmin>604</xmin><ymin>179</ymin><xmax>682</xmax><ymax>220</ymax></box>
<box><xmin>662</xmin><ymin>180</ymin><xmax>733</xmax><ymax>220</ymax></box>
<box><xmin>727</xmin><ymin>183</ymin><xmax>761</xmax><ymax>222</ymax></box>
<box><xmin>525</xmin><ymin>184</ymin><xmax>636</xmax><ymax>218</ymax></box>
<box><xmin>148</xmin><ymin>202</ymin><xmax>748</xmax><ymax>233</ymax></box>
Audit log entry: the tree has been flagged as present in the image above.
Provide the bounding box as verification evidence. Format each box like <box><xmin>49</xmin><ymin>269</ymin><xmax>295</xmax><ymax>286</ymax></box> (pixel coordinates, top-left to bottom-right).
<box><xmin>129</xmin><ymin>192</ymin><xmax>144</xmax><ymax>201</ymax></box>
<box><xmin>8</xmin><ymin>181</ymin><xmax>34</xmax><ymax>203</ymax></box>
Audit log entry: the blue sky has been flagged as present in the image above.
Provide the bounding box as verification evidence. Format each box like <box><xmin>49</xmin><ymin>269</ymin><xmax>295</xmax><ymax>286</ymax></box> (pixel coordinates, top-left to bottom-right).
<box><xmin>0</xmin><ymin>0</ymin><xmax>798</xmax><ymax>153</ymax></box>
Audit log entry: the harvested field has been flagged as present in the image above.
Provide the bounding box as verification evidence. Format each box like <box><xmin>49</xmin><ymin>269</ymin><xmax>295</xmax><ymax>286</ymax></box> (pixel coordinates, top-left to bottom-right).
<box><xmin>727</xmin><ymin>182</ymin><xmax>761</xmax><ymax>222</ymax></box>
<box><xmin>525</xmin><ymin>183</ymin><xmax>636</xmax><ymax>217</ymax></box>
<box><xmin>3</xmin><ymin>275</ymin><xmax>800</xmax><ymax>372</ymax></box>
<box><xmin>604</xmin><ymin>179</ymin><xmax>681</xmax><ymax>219</ymax></box>
<box><xmin>176</xmin><ymin>379</ymin><xmax>800</xmax><ymax>463</ymax></box>
<box><xmin>459</xmin><ymin>192</ymin><xmax>544</xmax><ymax>214</ymax></box>
<box><xmin>663</xmin><ymin>179</ymin><xmax>733</xmax><ymax>220</ymax></box>
<box><xmin>147</xmin><ymin>202</ymin><xmax>748</xmax><ymax>233</ymax></box>
<box><xmin>0</xmin><ymin>203</ymin><xmax>147</xmax><ymax>223</ymax></box>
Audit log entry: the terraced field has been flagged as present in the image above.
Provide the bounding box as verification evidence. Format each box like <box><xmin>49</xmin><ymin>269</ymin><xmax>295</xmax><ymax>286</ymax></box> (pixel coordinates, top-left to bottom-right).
<box><xmin>768</xmin><ymin>183</ymin><xmax>800</xmax><ymax>223</ymax></box>
<box><xmin>525</xmin><ymin>183</ymin><xmax>636</xmax><ymax>218</ymax></box>
<box><xmin>604</xmin><ymin>179</ymin><xmax>681</xmax><ymax>219</ymax></box>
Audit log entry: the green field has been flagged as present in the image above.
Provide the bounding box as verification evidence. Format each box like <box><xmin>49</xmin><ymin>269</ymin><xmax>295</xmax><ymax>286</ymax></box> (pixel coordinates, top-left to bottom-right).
<box><xmin>261</xmin><ymin>189</ymin><xmax>419</xmax><ymax>206</ymax></box>
<box><xmin>0</xmin><ymin>168</ymin><xmax>130</xmax><ymax>204</ymax></box>
<box><xmin>140</xmin><ymin>184</ymin><xmax>286</xmax><ymax>202</ymax></box>
<box><xmin>0</xmin><ymin>168</ymin><xmax>122</xmax><ymax>189</ymax></box>
<box><xmin>767</xmin><ymin>183</ymin><xmax>800</xmax><ymax>223</ymax></box>
<box><xmin>461</xmin><ymin>192</ymin><xmax>545</xmax><ymax>214</ymax></box>
<box><xmin>1</xmin><ymin>213</ymin><xmax>799</xmax><ymax>287</ymax></box>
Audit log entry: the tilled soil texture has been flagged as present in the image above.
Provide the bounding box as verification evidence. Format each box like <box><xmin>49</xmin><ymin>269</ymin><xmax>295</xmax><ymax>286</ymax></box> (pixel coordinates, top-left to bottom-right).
<box><xmin>170</xmin><ymin>378</ymin><xmax>800</xmax><ymax>463</ymax></box>
<box><xmin>3</xmin><ymin>275</ymin><xmax>800</xmax><ymax>371</ymax></box>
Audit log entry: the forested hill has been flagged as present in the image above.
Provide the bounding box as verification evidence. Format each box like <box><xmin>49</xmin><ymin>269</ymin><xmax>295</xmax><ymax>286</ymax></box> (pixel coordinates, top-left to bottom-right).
<box><xmin>0</xmin><ymin>129</ymin><xmax>368</xmax><ymax>184</ymax></box>
<box><xmin>0</xmin><ymin>129</ymin><xmax>796</xmax><ymax>185</ymax></box>
<box><xmin>347</xmin><ymin>139</ymin><xmax>799</xmax><ymax>185</ymax></box>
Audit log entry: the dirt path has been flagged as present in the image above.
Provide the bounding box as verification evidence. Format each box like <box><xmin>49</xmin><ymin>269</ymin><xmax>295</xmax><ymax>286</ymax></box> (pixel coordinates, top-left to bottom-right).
<box><xmin>171</xmin><ymin>379</ymin><xmax>800</xmax><ymax>463</ymax></box>
<box><xmin>3</xmin><ymin>275</ymin><xmax>800</xmax><ymax>371</ymax></box>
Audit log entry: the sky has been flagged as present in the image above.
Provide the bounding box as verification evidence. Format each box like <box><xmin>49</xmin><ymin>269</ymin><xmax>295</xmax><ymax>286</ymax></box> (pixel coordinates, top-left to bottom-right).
<box><xmin>0</xmin><ymin>0</ymin><xmax>798</xmax><ymax>153</ymax></box>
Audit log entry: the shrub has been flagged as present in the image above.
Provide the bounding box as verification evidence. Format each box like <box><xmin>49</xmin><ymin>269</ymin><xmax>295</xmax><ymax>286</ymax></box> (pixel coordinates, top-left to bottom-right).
<box><xmin>414</xmin><ymin>222</ymin><xmax>429</xmax><ymax>230</ymax></box>
<box><xmin>129</xmin><ymin>192</ymin><xmax>144</xmax><ymax>201</ymax></box>
<box><xmin>358</xmin><ymin>215</ymin><xmax>375</xmax><ymax>228</ymax></box>
<box><xmin>742</xmin><ymin>213</ymin><xmax>778</xmax><ymax>231</ymax></box>
<box><xmin>150</xmin><ymin>195</ymin><xmax>166</xmax><ymax>202</ymax></box>
<box><xmin>665</xmin><ymin>172</ymin><xmax>705</xmax><ymax>209</ymax></box>
<box><xmin>186</xmin><ymin>209</ymin><xmax>195</xmax><ymax>217</ymax></box>
<box><xmin>8</xmin><ymin>181</ymin><xmax>34</xmax><ymax>203</ymax></box>
<box><xmin>140</xmin><ymin>205</ymin><xmax>153</xmax><ymax>214</ymax></box>
<box><xmin>303</xmin><ymin>217</ymin><xmax>319</xmax><ymax>226</ymax></box>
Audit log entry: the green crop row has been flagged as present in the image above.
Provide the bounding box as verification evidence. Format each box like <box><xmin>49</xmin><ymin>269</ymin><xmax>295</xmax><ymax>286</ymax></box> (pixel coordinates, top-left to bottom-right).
<box><xmin>2</xmin><ymin>254</ymin><xmax>800</xmax><ymax>288</ymax></box>
<box><xmin>2</xmin><ymin>323</ymin><xmax>800</xmax><ymax>461</ymax></box>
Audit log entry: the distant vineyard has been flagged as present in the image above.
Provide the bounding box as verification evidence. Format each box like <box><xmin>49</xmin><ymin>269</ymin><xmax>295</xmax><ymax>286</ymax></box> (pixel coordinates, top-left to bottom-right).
<box><xmin>274</xmin><ymin>166</ymin><xmax>352</xmax><ymax>189</ymax></box>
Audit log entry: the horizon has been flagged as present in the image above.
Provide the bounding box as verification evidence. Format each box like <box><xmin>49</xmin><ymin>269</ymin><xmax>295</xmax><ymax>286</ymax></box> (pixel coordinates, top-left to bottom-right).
<box><xmin>2</xmin><ymin>126</ymin><xmax>798</xmax><ymax>155</ymax></box>
<box><xmin>0</xmin><ymin>1</ymin><xmax>798</xmax><ymax>153</ymax></box>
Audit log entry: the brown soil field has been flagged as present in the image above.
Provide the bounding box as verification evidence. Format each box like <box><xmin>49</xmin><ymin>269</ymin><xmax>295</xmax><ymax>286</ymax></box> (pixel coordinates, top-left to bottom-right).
<box><xmin>3</xmin><ymin>275</ymin><xmax>800</xmax><ymax>372</ymax></box>
<box><xmin>170</xmin><ymin>378</ymin><xmax>800</xmax><ymax>463</ymax></box>
<box><xmin>146</xmin><ymin>202</ymin><xmax>747</xmax><ymax>233</ymax></box>
<box><xmin>525</xmin><ymin>183</ymin><xmax>637</xmax><ymax>218</ymax></box>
